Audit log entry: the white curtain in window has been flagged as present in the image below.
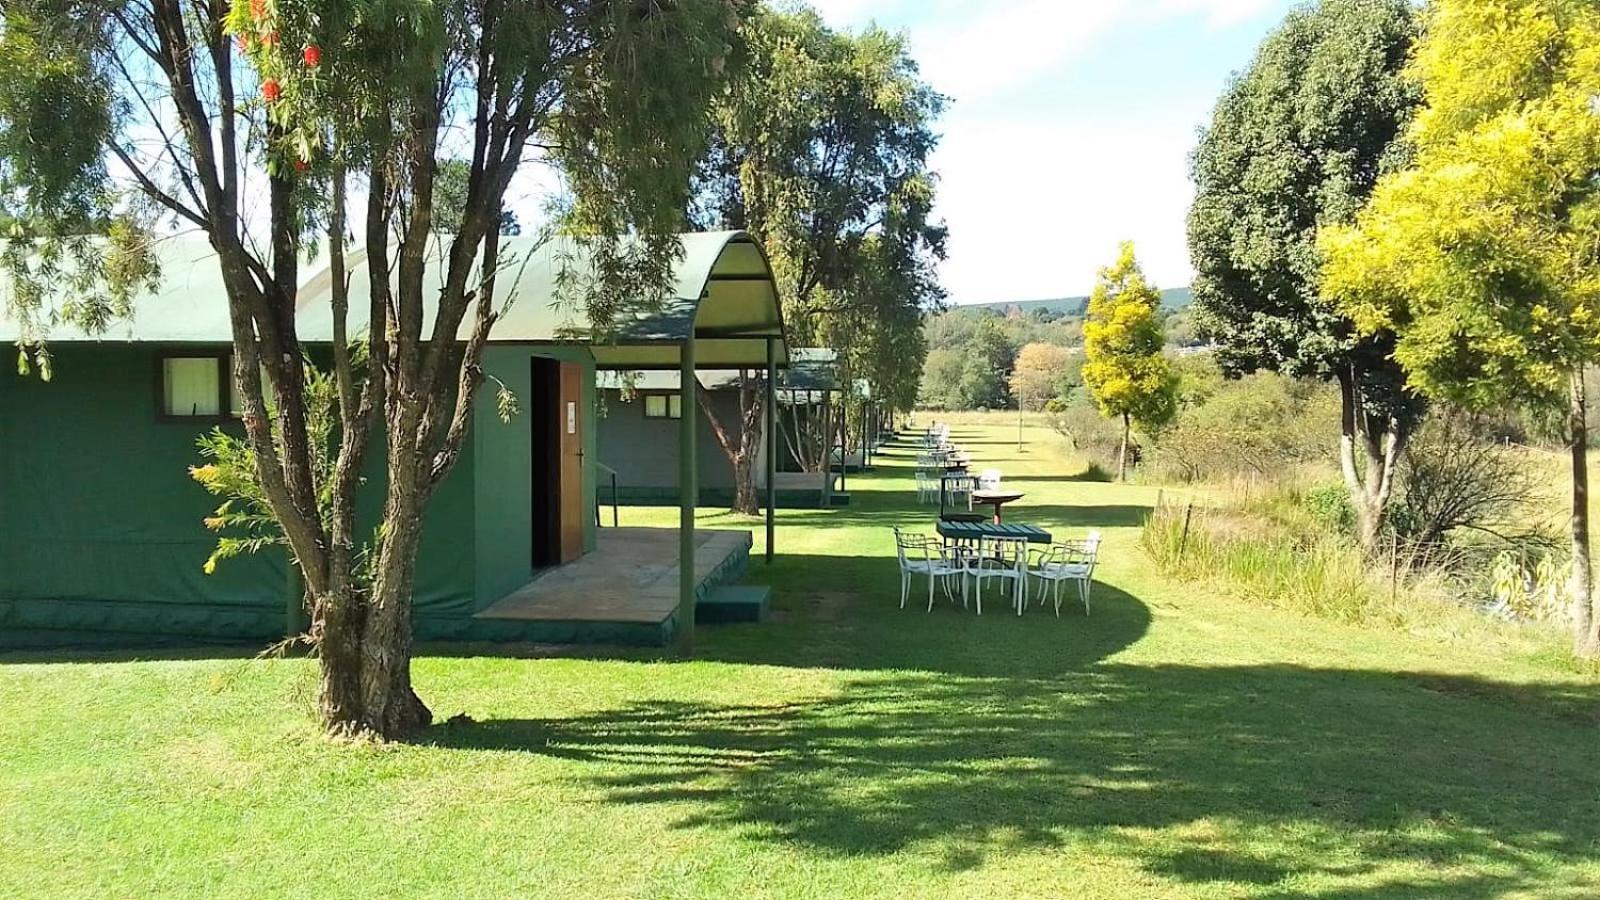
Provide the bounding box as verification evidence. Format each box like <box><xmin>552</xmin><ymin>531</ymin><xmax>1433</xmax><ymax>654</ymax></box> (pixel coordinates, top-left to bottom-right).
<box><xmin>164</xmin><ymin>357</ymin><xmax>221</xmax><ymax>416</ymax></box>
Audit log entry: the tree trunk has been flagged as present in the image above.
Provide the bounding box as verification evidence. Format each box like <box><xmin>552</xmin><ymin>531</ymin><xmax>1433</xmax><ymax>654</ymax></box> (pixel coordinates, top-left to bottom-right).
<box><xmin>1568</xmin><ymin>370</ymin><xmax>1599</xmax><ymax>659</ymax></box>
<box><xmin>1336</xmin><ymin>368</ymin><xmax>1410</xmax><ymax>551</ymax></box>
<box><xmin>352</xmin><ymin>443</ymin><xmax>433</xmax><ymax>738</ymax></box>
<box><xmin>732</xmin><ymin>453</ymin><xmax>759</xmax><ymax>515</ymax></box>
<box><xmin>305</xmin><ymin>480</ymin><xmax>432</xmax><ymax>741</ymax></box>
<box><xmin>313</xmin><ymin>581</ymin><xmax>368</xmax><ymax>732</ymax></box>
<box><xmin>1118</xmin><ymin>412</ymin><xmax>1130</xmax><ymax>482</ymax></box>
<box><xmin>696</xmin><ymin>374</ymin><xmax>765</xmax><ymax>516</ymax></box>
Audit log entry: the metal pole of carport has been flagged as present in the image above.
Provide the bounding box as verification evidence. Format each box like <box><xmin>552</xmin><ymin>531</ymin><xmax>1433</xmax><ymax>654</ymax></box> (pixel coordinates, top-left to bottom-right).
<box><xmin>676</xmin><ymin>336</ymin><xmax>697</xmax><ymax>656</ymax></box>
<box><xmin>765</xmin><ymin>337</ymin><xmax>777</xmax><ymax>564</ymax></box>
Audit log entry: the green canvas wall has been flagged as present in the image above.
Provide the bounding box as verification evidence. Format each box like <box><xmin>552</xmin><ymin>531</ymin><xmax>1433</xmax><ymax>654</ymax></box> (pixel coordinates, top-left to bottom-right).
<box><xmin>0</xmin><ymin>344</ymin><xmax>553</xmax><ymax>644</ymax></box>
<box><xmin>470</xmin><ymin>346</ymin><xmax>598</xmax><ymax>611</ymax></box>
<box><xmin>0</xmin><ymin>346</ymin><xmax>283</xmax><ymax>603</ymax></box>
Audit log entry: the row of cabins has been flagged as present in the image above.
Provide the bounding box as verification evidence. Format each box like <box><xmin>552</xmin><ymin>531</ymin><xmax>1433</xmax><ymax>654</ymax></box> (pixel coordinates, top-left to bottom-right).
<box><xmin>595</xmin><ymin>350</ymin><xmax>853</xmax><ymax>510</ymax></box>
<box><xmin>0</xmin><ymin>231</ymin><xmax>864</xmax><ymax>650</ymax></box>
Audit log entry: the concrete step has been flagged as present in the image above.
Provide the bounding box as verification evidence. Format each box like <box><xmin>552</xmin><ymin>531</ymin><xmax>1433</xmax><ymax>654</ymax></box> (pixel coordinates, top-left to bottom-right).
<box><xmin>697</xmin><ymin>585</ymin><xmax>771</xmax><ymax>624</ymax></box>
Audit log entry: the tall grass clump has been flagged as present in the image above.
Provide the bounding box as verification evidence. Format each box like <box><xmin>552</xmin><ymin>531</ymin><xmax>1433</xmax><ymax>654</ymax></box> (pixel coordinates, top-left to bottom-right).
<box><xmin>1141</xmin><ymin>497</ymin><xmax>1383</xmax><ymax>624</ymax></box>
<box><xmin>1142</xmin><ymin>485</ymin><xmax>1578</xmax><ymax>661</ymax></box>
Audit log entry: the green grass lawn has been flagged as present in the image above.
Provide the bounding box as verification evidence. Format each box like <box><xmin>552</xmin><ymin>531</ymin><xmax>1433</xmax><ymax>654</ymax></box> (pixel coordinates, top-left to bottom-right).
<box><xmin>3</xmin><ymin>417</ymin><xmax>1598</xmax><ymax>898</ymax></box>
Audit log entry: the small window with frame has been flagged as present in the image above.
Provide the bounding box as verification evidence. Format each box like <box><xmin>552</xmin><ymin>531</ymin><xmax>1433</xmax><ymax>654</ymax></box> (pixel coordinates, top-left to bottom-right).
<box><xmin>157</xmin><ymin>352</ymin><xmax>232</xmax><ymax>422</ymax></box>
<box><xmin>642</xmin><ymin>393</ymin><xmax>683</xmax><ymax>419</ymax></box>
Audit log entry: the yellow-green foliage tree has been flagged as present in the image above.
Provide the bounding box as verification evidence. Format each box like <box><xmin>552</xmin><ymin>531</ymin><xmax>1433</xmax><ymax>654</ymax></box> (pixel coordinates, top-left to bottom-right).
<box><xmin>1321</xmin><ymin>0</ymin><xmax>1600</xmax><ymax>657</ymax></box>
<box><xmin>1083</xmin><ymin>243</ymin><xmax>1177</xmax><ymax>481</ymax></box>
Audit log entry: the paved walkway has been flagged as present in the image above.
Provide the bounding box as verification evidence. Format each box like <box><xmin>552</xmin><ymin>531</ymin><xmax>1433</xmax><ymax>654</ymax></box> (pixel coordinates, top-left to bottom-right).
<box><xmin>476</xmin><ymin>527</ymin><xmax>749</xmax><ymax>624</ymax></box>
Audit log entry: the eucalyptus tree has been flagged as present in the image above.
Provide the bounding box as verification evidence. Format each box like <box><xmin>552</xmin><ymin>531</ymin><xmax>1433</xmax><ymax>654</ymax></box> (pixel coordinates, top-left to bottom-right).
<box><xmin>0</xmin><ymin>0</ymin><xmax>739</xmax><ymax>738</ymax></box>
<box><xmin>690</xmin><ymin>4</ymin><xmax>946</xmax><ymax>499</ymax></box>
<box><xmin>1188</xmin><ymin>0</ymin><xmax>1421</xmax><ymax>548</ymax></box>
<box><xmin>1321</xmin><ymin>0</ymin><xmax>1600</xmax><ymax>657</ymax></box>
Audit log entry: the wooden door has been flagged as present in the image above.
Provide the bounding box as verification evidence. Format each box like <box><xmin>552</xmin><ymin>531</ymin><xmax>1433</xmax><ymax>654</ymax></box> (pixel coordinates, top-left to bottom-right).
<box><xmin>557</xmin><ymin>362</ymin><xmax>584</xmax><ymax>564</ymax></box>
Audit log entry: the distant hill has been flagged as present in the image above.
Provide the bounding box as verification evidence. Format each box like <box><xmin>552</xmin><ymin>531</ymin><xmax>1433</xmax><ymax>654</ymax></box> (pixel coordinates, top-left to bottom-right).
<box><xmin>963</xmin><ymin>286</ymin><xmax>1193</xmax><ymax>317</ymax></box>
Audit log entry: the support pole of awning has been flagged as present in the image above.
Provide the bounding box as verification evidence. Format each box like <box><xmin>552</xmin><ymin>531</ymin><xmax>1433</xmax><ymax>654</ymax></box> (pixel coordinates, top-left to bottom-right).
<box><xmin>765</xmin><ymin>336</ymin><xmax>777</xmax><ymax>564</ymax></box>
<box><xmin>819</xmin><ymin>388</ymin><xmax>833</xmax><ymax>508</ymax></box>
<box><xmin>676</xmin><ymin>336</ymin><xmax>697</xmax><ymax>656</ymax></box>
<box><xmin>838</xmin><ymin>389</ymin><xmax>848</xmax><ymax>497</ymax></box>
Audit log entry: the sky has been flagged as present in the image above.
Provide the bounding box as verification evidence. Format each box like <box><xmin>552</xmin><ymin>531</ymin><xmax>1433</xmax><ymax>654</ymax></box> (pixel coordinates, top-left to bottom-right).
<box><xmin>799</xmin><ymin>0</ymin><xmax>1301</xmax><ymax>305</ymax></box>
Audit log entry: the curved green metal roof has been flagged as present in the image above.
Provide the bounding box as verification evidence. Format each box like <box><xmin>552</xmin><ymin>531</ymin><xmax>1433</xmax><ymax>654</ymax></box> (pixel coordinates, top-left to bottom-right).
<box><xmin>2</xmin><ymin>231</ymin><xmax>788</xmax><ymax>367</ymax></box>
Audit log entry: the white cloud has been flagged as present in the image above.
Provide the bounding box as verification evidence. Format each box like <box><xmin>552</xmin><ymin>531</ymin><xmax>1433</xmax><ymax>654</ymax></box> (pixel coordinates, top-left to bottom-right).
<box><xmin>811</xmin><ymin>0</ymin><xmax>1276</xmax><ymax>104</ymax></box>
<box><xmin>906</xmin><ymin>2</ymin><xmax>1125</xmax><ymax>103</ymax></box>
<box><xmin>800</xmin><ymin>0</ymin><xmax>1284</xmax><ymax>302</ymax></box>
<box><xmin>1156</xmin><ymin>0</ymin><xmax>1275</xmax><ymax>28</ymax></box>
<box><xmin>500</xmin><ymin>0</ymin><xmax>1281</xmax><ymax>304</ymax></box>
<box><xmin>931</xmin><ymin>115</ymin><xmax>1197</xmax><ymax>304</ymax></box>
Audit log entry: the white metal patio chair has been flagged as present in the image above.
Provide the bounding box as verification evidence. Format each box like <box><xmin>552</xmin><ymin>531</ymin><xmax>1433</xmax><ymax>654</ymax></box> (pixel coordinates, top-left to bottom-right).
<box><xmin>913</xmin><ymin>470</ymin><xmax>939</xmax><ymax>503</ymax></box>
<box><xmin>894</xmin><ymin>528</ymin><xmax>963</xmax><ymax>612</ymax></box>
<box><xmin>941</xmin><ymin>474</ymin><xmax>977</xmax><ymax>511</ymax></box>
<box><xmin>1028</xmin><ymin>531</ymin><xmax>1102</xmax><ymax>616</ymax></box>
<box><xmin>978</xmin><ymin>468</ymin><xmax>1003</xmax><ymax>491</ymax></box>
<box><xmin>965</xmin><ymin>535</ymin><xmax>1030</xmax><ymax>616</ymax></box>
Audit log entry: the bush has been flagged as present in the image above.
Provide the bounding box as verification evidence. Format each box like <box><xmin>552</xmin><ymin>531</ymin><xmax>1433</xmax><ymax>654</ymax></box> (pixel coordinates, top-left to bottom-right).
<box><xmin>1489</xmin><ymin>549</ymin><xmax>1570</xmax><ymax>622</ymax></box>
<box><xmin>1145</xmin><ymin>373</ymin><xmax>1337</xmax><ymax>483</ymax></box>
<box><xmin>1387</xmin><ymin>414</ymin><xmax>1551</xmax><ymax>561</ymax></box>
<box><xmin>1302</xmin><ymin>483</ymin><xmax>1356</xmax><ymax>535</ymax></box>
<box><xmin>1048</xmin><ymin>404</ymin><xmax>1125</xmax><ymax>474</ymax></box>
<box><xmin>1079</xmin><ymin>461</ymin><xmax>1114</xmax><ymax>483</ymax></box>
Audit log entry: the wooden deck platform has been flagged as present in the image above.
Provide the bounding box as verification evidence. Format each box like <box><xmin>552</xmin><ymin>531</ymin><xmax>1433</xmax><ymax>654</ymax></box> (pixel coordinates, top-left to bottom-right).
<box><xmin>476</xmin><ymin>527</ymin><xmax>751</xmax><ymax>626</ymax></box>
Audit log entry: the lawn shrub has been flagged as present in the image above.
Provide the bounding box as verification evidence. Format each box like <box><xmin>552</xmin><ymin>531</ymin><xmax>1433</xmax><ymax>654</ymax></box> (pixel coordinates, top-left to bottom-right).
<box><xmin>1490</xmin><ymin>549</ymin><xmax>1571</xmax><ymax>623</ymax></box>
<box><xmin>1388</xmin><ymin>415</ymin><xmax>1555</xmax><ymax>563</ymax></box>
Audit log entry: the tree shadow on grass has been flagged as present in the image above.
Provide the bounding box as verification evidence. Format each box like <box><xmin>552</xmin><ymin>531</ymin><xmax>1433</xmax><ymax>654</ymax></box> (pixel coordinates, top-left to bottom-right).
<box><xmin>714</xmin><ymin>567</ymin><xmax>1153</xmax><ymax>678</ymax></box>
<box><xmin>0</xmin><ymin>642</ymin><xmax>270</xmax><ymax>665</ymax></box>
<box><xmin>1020</xmin><ymin>503</ymin><xmax>1152</xmax><ymax>529</ymax></box>
<box><xmin>418</xmin><ymin>544</ymin><xmax>1600</xmax><ymax>897</ymax></box>
<box><xmin>426</xmin><ymin>662</ymin><xmax>1600</xmax><ymax>898</ymax></box>
<box><xmin>745</xmin><ymin>493</ymin><xmax>1153</xmax><ymax>534</ymax></box>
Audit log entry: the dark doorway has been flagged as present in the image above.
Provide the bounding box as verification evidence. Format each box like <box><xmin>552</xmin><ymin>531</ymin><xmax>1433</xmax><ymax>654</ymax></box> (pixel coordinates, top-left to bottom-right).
<box><xmin>530</xmin><ymin>357</ymin><xmax>562</xmax><ymax>568</ymax></box>
<box><xmin>529</xmin><ymin>356</ymin><xmax>586</xmax><ymax>569</ymax></box>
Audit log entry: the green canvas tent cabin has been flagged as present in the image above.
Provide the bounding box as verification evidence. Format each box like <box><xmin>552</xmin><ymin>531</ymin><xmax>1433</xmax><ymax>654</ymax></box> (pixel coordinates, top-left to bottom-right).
<box><xmin>594</xmin><ymin>348</ymin><xmax>850</xmax><ymax>510</ymax></box>
<box><xmin>0</xmin><ymin>230</ymin><xmax>788</xmax><ymax>649</ymax></box>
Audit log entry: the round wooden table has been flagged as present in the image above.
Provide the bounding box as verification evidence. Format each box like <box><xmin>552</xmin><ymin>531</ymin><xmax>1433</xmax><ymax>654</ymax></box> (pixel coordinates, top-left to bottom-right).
<box><xmin>971</xmin><ymin>489</ymin><xmax>1026</xmax><ymax>524</ymax></box>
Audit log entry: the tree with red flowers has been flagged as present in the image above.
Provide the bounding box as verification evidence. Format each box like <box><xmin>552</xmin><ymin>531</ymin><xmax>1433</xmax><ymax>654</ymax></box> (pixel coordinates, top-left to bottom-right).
<box><xmin>0</xmin><ymin>0</ymin><xmax>742</xmax><ymax>739</ymax></box>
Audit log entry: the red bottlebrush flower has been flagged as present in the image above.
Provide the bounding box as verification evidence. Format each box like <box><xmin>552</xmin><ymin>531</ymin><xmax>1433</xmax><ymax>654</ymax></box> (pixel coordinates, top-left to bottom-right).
<box><xmin>262</xmin><ymin>79</ymin><xmax>281</xmax><ymax>102</ymax></box>
<box><xmin>302</xmin><ymin>44</ymin><xmax>321</xmax><ymax>68</ymax></box>
<box><xmin>261</xmin><ymin>31</ymin><xmax>279</xmax><ymax>47</ymax></box>
<box><xmin>249</xmin><ymin>0</ymin><xmax>266</xmax><ymax>19</ymax></box>
<box><xmin>293</xmin><ymin>158</ymin><xmax>311</xmax><ymax>174</ymax></box>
